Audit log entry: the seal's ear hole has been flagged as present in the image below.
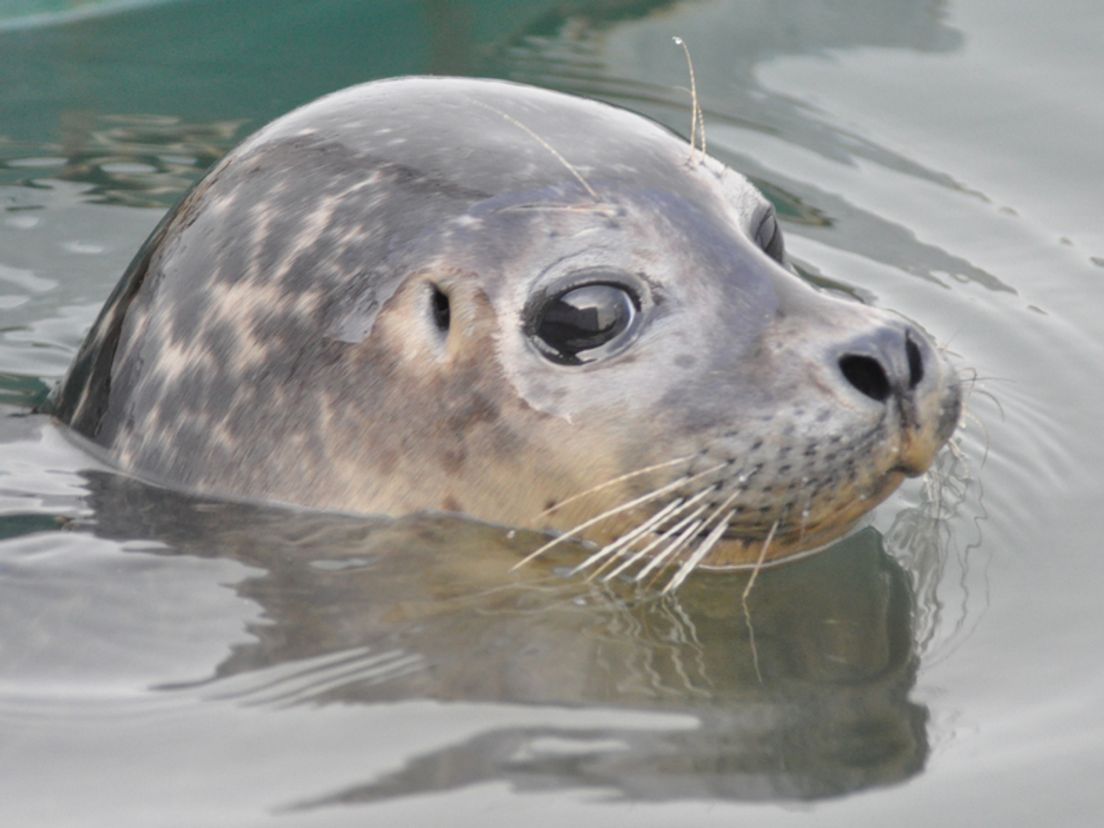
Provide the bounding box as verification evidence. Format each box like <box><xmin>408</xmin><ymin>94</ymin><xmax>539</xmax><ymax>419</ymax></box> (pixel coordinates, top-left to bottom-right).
<box><xmin>430</xmin><ymin>284</ymin><xmax>450</xmax><ymax>333</ymax></box>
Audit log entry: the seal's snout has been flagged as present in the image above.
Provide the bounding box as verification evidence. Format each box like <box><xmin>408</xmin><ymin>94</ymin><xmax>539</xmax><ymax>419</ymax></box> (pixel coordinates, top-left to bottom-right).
<box><xmin>836</xmin><ymin>321</ymin><xmax>958</xmax><ymax>475</ymax></box>
<box><xmin>837</xmin><ymin>324</ymin><xmax>925</xmax><ymax>409</ymax></box>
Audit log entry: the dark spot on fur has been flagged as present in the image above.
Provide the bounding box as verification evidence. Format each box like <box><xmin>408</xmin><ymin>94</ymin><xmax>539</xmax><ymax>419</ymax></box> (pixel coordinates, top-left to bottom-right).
<box><xmin>442</xmin><ymin>495</ymin><xmax>462</xmax><ymax>512</ymax></box>
<box><xmin>441</xmin><ymin>446</ymin><xmax>467</xmax><ymax>474</ymax></box>
<box><xmin>446</xmin><ymin>392</ymin><xmax>500</xmax><ymax>432</ymax></box>
<box><xmin>675</xmin><ymin>354</ymin><xmax>696</xmax><ymax>369</ymax></box>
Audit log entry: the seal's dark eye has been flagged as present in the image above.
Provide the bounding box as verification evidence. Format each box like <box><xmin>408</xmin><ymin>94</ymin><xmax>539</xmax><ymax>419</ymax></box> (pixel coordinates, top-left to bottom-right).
<box><xmin>531</xmin><ymin>283</ymin><xmax>639</xmax><ymax>365</ymax></box>
<box><xmin>755</xmin><ymin>211</ymin><xmax>785</xmax><ymax>263</ymax></box>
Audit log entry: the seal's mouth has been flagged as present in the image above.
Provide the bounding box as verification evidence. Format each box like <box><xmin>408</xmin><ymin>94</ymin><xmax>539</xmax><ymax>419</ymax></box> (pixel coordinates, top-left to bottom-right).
<box><xmin>518</xmin><ymin>356</ymin><xmax>963</xmax><ymax>586</ymax></box>
<box><xmin>891</xmin><ymin>399</ymin><xmax>962</xmax><ymax>477</ymax></box>
<box><xmin>704</xmin><ymin>467</ymin><xmax>909</xmax><ymax>567</ymax></box>
<box><xmin>891</xmin><ymin>461</ymin><xmax>927</xmax><ymax>478</ymax></box>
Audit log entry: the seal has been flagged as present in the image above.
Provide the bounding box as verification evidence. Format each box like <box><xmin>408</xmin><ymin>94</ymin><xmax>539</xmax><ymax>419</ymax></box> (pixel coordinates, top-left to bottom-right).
<box><xmin>53</xmin><ymin>76</ymin><xmax>961</xmax><ymax>584</ymax></box>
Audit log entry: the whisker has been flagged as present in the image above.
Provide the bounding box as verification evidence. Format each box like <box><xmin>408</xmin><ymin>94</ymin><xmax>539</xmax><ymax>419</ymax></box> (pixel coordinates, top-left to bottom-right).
<box><xmin>601</xmin><ymin>501</ymin><xmax>712</xmax><ymax>582</ymax></box>
<box><xmin>568</xmin><ymin>497</ymin><xmax>685</xmax><ymax>576</ymax></box>
<box><xmin>695</xmin><ymin>483</ymin><xmax>745</xmax><ymax>533</ymax></box>
<box><xmin>963</xmin><ymin>413</ymin><xmax>992</xmax><ymax>473</ymax></box>
<box><xmin>662</xmin><ymin>509</ymin><xmax>736</xmax><ymax>594</ymax></box>
<box><xmin>636</xmin><ymin>516</ymin><xmax>706</xmax><ymax>583</ymax></box>
<box><xmin>797</xmin><ymin>494</ymin><xmax>812</xmax><ymax>545</ymax></box>
<box><xmin>637</xmin><ymin>479</ymin><xmax>750</xmax><ymax>588</ymax></box>
<box><xmin>741</xmin><ymin>520</ymin><xmax>779</xmax><ymax>685</ymax></box>
<box><xmin>536</xmin><ymin>454</ymin><xmax>695</xmax><ymax>518</ymax></box>
<box><xmin>964</xmin><ymin>386</ymin><xmax>1004</xmax><ymax>419</ymax></box>
<box><xmin>741</xmin><ymin>520</ymin><xmax>779</xmax><ymax>606</ymax></box>
<box><xmin>651</xmin><ymin>482</ymin><xmax>748</xmax><ymax>593</ymax></box>
<box><xmin>591</xmin><ymin>490</ymin><xmax>719</xmax><ymax>578</ymax></box>
<box><xmin>672</xmin><ymin>36</ymin><xmax>706</xmax><ymax>164</ymax></box>
<box><xmin>510</xmin><ymin>461</ymin><xmax>727</xmax><ymax>570</ymax></box>
<box><xmin>468</xmin><ymin>98</ymin><xmax>600</xmax><ymax>201</ymax></box>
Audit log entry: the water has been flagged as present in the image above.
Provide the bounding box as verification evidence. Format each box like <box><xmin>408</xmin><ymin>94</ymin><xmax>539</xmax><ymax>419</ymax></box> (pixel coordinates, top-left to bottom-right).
<box><xmin>2</xmin><ymin>1</ymin><xmax>1102</xmax><ymax>825</ymax></box>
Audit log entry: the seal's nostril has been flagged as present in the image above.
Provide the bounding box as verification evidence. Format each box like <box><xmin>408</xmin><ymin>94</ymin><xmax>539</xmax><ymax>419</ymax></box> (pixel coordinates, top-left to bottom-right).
<box><xmin>905</xmin><ymin>334</ymin><xmax>924</xmax><ymax>390</ymax></box>
<box><xmin>840</xmin><ymin>354</ymin><xmax>891</xmax><ymax>403</ymax></box>
<box><xmin>430</xmin><ymin>284</ymin><xmax>451</xmax><ymax>333</ymax></box>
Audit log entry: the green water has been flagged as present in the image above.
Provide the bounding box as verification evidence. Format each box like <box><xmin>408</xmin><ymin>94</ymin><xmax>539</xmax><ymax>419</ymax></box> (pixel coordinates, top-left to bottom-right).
<box><xmin>2</xmin><ymin>1</ymin><xmax>1102</xmax><ymax>826</ymax></box>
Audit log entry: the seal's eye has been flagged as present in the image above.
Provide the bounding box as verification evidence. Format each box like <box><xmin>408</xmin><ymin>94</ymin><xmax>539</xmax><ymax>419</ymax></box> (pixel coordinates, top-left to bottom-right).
<box><xmin>530</xmin><ymin>283</ymin><xmax>639</xmax><ymax>365</ymax></box>
<box><xmin>755</xmin><ymin>211</ymin><xmax>785</xmax><ymax>263</ymax></box>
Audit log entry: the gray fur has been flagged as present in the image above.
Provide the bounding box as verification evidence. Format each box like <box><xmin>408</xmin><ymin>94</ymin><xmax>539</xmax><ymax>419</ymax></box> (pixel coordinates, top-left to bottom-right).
<box><xmin>54</xmin><ymin>77</ymin><xmax>960</xmax><ymax>567</ymax></box>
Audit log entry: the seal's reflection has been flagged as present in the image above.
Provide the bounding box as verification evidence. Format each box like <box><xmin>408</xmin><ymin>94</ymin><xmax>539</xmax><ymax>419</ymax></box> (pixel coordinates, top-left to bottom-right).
<box><xmin>81</xmin><ymin>471</ymin><xmax>925</xmax><ymax>803</ymax></box>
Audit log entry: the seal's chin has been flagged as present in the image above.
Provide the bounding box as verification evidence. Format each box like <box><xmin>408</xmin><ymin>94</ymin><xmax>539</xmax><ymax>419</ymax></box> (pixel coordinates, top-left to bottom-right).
<box><xmin>704</xmin><ymin>468</ymin><xmax>908</xmax><ymax>569</ymax></box>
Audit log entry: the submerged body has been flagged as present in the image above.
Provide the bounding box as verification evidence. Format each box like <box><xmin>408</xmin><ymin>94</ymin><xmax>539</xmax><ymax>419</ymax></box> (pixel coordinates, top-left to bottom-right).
<box><xmin>54</xmin><ymin>77</ymin><xmax>960</xmax><ymax>572</ymax></box>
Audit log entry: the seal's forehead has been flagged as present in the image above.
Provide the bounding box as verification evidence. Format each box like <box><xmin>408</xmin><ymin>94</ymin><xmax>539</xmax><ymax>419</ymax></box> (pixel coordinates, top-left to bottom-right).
<box><xmin>235</xmin><ymin>77</ymin><xmax>740</xmax><ymax>211</ymax></box>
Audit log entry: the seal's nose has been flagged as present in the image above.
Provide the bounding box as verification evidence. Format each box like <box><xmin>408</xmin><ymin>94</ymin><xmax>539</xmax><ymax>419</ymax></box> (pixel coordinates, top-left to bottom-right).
<box><xmin>837</xmin><ymin>324</ymin><xmax>926</xmax><ymax>411</ymax></box>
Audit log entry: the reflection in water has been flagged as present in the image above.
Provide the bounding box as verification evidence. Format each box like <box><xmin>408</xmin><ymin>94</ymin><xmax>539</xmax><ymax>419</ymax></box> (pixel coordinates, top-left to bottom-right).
<box><xmin>0</xmin><ymin>0</ymin><xmax>1003</xmax><ymax>815</ymax></box>
<box><xmin>77</xmin><ymin>470</ymin><xmax>927</xmax><ymax>803</ymax></box>
<box><xmin>0</xmin><ymin>114</ymin><xmax>242</xmax><ymax>208</ymax></box>
<box><xmin>490</xmin><ymin>0</ymin><xmax>961</xmax><ymax>169</ymax></box>
<box><xmin>884</xmin><ymin>447</ymin><xmax>988</xmax><ymax>662</ymax></box>
<box><xmin>485</xmin><ymin>0</ymin><xmax>1011</xmax><ymax>295</ymax></box>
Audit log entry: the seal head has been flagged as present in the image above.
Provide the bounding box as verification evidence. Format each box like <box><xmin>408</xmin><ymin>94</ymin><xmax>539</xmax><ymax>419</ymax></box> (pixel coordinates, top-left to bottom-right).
<box><xmin>54</xmin><ymin>77</ymin><xmax>961</xmax><ymax>572</ymax></box>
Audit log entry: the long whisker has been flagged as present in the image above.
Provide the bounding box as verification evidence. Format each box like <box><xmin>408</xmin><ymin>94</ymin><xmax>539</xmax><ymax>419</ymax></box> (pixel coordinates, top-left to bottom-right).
<box><xmin>672</xmin><ymin>36</ymin><xmax>706</xmax><ymax>164</ymax></box>
<box><xmin>536</xmin><ymin>454</ymin><xmax>695</xmax><ymax>518</ymax></box>
<box><xmin>652</xmin><ymin>481</ymin><xmax>748</xmax><ymax>593</ymax></box>
<box><xmin>662</xmin><ymin>509</ymin><xmax>736</xmax><ymax>594</ymax></box>
<box><xmin>467</xmin><ymin>98</ymin><xmax>600</xmax><ymax>201</ymax></box>
<box><xmin>741</xmin><ymin>520</ymin><xmax>779</xmax><ymax>685</ymax></box>
<box><xmin>637</xmin><ymin>477</ymin><xmax>751</xmax><ymax>590</ymax></box>
<box><xmin>741</xmin><ymin>520</ymin><xmax>779</xmax><ymax>607</ymax></box>
<box><xmin>511</xmin><ymin>461</ymin><xmax>727</xmax><ymax>570</ymax></box>
<box><xmin>602</xmin><ymin>501</ymin><xmax>712</xmax><ymax>582</ymax></box>
<box><xmin>587</xmin><ymin>487</ymin><xmax>716</xmax><ymax>580</ymax></box>
<box><xmin>636</xmin><ymin>516</ymin><xmax>706</xmax><ymax>583</ymax></box>
<box><xmin>568</xmin><ymin>497</ymin><xmax>685</xmax><ymax>576</ymax></box>
<box><xmin>694</xmin><ymin>483</ymin><xmax>745</xmax><ymax>534</ymax></box>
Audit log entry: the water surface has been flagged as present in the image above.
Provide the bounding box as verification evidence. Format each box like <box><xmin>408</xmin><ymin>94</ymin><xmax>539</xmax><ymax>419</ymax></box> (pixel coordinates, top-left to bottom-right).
<box><xmin>2</xmin><ymin>1</ymin><xmax>1102</xmax><ymax>825</ymax></box>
